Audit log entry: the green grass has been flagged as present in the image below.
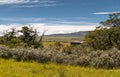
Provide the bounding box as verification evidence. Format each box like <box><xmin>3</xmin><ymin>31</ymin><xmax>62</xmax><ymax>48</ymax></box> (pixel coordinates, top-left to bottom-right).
<box><xmin>43</xmin><ymin>36</ymin><xmax>83</xmax><ymax>42</ymax></box>
<box><xmin>42</xmin><ymin>36</ymin><xmax>83</xmax><ymax>46</ymax></box>
<box><xmin>43</xmin><ymin>41</ymin><xmax>70</xmax><ymax>46</ymax></box>
<box><xmin>0</xmin><ymin>58</ymin><xmax>120</xmax><ymax>77</ymax></box>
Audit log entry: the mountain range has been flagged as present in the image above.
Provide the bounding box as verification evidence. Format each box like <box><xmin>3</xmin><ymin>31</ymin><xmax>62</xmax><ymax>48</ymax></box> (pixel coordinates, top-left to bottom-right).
<box><xmin>47</xmin><ymin>31</ymin><xmax>88</xmax><ymax>37</ymax></box>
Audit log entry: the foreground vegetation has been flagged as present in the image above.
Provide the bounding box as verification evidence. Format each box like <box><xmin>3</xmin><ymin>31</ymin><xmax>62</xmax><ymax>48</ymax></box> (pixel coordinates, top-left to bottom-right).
<box><xmin>0</xmin><ymin>46</ymin><xmax>120</xmax><ymax>69</ymax></box>
<box><xmin>0</xmin><ymin>58</ymin><xmax>120</xmax><ymax>77</ymax></box>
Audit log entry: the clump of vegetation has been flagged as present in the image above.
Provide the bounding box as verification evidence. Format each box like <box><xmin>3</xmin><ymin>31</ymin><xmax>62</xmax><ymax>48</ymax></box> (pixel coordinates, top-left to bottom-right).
<box><xmin>0</xmin><ymin>46</ymin><xmax>120</xmax><ymax>69</ymax></box>
<box><xmin>85</xmin><ymin>13</ymin><xmax>120</xmax><ymax>50</ymax></box>
<box><xmin>0</xmin><ymin>26</ymin><xmax>45</xmax><ymax>48</ymax></box>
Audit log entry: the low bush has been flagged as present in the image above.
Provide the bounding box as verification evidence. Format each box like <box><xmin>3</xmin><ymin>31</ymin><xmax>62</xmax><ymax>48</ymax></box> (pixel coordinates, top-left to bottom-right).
<box><xmin>0</xmin><ymin>46</ymin><xmax>120</xmax><ymax>69</ymax></box>
<box><xmin>5</xmin><ymin>38</ymin><xmax>22</xmax><ymax>48</ymax></box>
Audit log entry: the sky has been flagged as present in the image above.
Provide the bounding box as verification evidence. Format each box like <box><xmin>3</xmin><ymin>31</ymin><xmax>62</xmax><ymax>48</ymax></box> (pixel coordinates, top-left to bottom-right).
<box><xmin>0</xmin><ymin>0</ymin><xmax>120</xmax><ymax>35</ymax></box>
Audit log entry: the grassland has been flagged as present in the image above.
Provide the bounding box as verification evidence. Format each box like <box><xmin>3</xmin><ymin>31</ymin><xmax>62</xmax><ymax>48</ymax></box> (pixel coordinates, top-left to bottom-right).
<box><xmin>43</xmin><ymin>36</ymin><xmax>83</xmax><ymax>42</ymax></box>
<box><xmin>43</xmin><ymin>41</ymin><xmax>70</xmax><ymax>46</ymax></box>
<box><xmin>42</xmin><ymin>36</ymin><xmax>83</xmax><ymax>46</ymax></box>
<box><xmin>0</xmin><ymin>58</ymin><xmax>120</xmax><ymax>77</ymax></box>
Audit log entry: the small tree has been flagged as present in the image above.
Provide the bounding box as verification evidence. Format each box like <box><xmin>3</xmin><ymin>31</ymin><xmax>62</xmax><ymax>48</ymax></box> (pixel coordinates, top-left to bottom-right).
<box><xmin>3</xmin><ymin>28</ymin><xmax>17</xmax><ymax>44</ymax></box>
<box><xmin>1</xmin><ymin>28</ymin><xmax>22</xmax><ymax>47</ymax></box>
<box><xmin>85</xmin><ymin>29</ymin><xmax>113</xmax><ymax>50</ymax></box>
<box><xmin>19</xmin><ymin>26</ymin><xmax>38</xmax><ymax>47</ymax></box>
<box><xmin>33</xmin><ymin>30</ymin><xmax>47</xmax><ymax>48</ymax></box>
<box><xmin>100</xmin><ymin>13</ymin><xmax>120</xmax><ymax>27</ymax></box>
<box><xmin>85</xmin><ymin>13</ymin><xmax>120</xmax><ymax>50</ymax></box>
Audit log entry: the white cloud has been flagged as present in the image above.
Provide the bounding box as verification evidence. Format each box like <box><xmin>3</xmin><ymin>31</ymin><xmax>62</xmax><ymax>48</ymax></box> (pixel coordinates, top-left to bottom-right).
<box><xmin>0</xmin><ymin>17</ymin><xmax>45</xmax><ymax>22</ymax></box>
<box><xmin>48</xmin><ymin>21</ymin><xmax>98</xmax><ymax>26</ymax></box>
<box><xmin>0</xmin><ymin>17</ymin><xmax>98</xmax><ymax>35</ymax></box>
<box><xmin>0</xmin><ymin>23</ymin><xmax>97</xmax><ymax>35</ymax></box>
<box><xmin>0</xmin><ymin>0</ymin><xmax>57</xmax><ymax>8</ymax></box>
<box><xmin>0</xmin><ymin>17</ymin><xmax>91</xmax><ymax>22</ymax></box>
<box><xmin>0</xmin><ymin>0</ymin><xmax>31</xmax><ymax>4</ymax></box>
<box><xmin>12</xmin><ymin>4</ymin><xmax>56</xmax><ymax>8</ymax></box>
<box><xmin>93</xmin><ymin>11</ymin><xmax>120</xmax><ymax>15</ymax></box>
<box><xmin>0</xmin><ymin>17</ymin><xmax>98</xmax><ymax>26</ymax></box>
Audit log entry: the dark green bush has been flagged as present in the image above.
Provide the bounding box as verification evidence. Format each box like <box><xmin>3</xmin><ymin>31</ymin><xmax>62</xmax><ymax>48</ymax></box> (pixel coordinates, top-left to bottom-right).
<box><xmin>5</xmin><ymin>38</ymin><xmax>22</xmax><ymax>48</ymax></box>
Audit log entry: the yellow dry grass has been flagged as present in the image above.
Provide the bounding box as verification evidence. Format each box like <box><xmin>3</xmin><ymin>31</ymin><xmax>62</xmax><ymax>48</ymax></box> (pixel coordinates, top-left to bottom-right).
<box><xmin>0</xmin><ymin>58</ymin><xmax>120</xmax><ymax>77</ymax></box>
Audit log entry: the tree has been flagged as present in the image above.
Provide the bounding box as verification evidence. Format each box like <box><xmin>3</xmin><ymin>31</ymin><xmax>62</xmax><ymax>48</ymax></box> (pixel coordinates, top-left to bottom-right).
<box><xmin>19</xmin><ymin>26</ymin><xmax>38</xmax><ymax>47</ymax></box>
<box><xmin>85</xmin><ymin>29</ymin><xmax>112</xmax><ymax>50</ymax></box>
<box><xmin>100</xmin><ymin>13</ymin><xmax>120</xmax><ymax>27</ymax></box>
<box><xmin>3</xmin><ymin>28</ymin><xmax>17</xmax><ymax>44</ymax></box>
<box><xmin>39</xmin><ymin>30</ymin><xmax>46</xmax><ymax>44</ymax></box>
<box><xmin>85</xmin><ymin>13</ymin><xmax>120</xmax><ymax>50</ymax></box>
<box><xmin>0</xmin><ymin>28</ymin><xmax>22</xmax><ymax>47</ymax></box>
<box><xmin>33</xmin><ymin>30</ymin><xmax>47</xmax><ymax>48</ymax></box>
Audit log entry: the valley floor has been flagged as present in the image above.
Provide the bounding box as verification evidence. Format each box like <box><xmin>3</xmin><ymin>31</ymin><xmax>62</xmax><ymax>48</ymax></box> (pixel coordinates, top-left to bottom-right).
<box><xmin>0</xmin><ymin>58</ymin><xmax>120</xmax><ymax>77</ymax></box>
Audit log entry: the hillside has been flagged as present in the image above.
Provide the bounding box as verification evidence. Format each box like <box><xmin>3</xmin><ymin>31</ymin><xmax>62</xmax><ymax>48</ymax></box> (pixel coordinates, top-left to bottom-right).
<box><xmin>47</xmin><ymin>31</ymin><xmax>88</xmax><ymax>37</ymax></box>
<box><xmin>43</xmin><ymin>31</ymin><xmax>88</xmax><ymax>42</ymax></box>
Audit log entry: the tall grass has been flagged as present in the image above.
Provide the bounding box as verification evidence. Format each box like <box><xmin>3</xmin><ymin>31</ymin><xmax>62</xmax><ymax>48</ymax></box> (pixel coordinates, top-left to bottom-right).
<box><xmin>0</xmin><ymin>58</ymin><xmax>120</xmax><ymax>77</ymax></box>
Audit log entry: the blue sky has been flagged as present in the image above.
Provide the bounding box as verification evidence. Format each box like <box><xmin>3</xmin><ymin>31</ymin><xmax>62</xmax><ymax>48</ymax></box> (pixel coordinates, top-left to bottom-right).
<box><xmin>0</xmin><ymin>0</ymin><xmax>120</xmax><ymax>34</ymax></box>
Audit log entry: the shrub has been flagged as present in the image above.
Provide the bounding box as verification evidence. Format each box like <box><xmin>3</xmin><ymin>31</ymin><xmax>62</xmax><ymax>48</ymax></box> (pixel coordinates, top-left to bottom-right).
<box><xmin>89</xmin><ymin>48</ymin><xmax>120</xmax><ymax>69</ymax></box>
<box><xmin>5</xmin><ymin>38</ymin><xmax>22</xmax><ymax>48</ymax></box>
<box><xmin>54</xmin><ymin>42</ymin><xmax>63</xmax><ymax>47</ymax></box>
<box><xmin>0</xmin><ymin>46</ymin><xmax>120</xmax><ymax>69</ymax></box>
<box><xmin>75</xmin><ymin>56</ymin><xmax>90</xmax><ymax>66</ymax></box>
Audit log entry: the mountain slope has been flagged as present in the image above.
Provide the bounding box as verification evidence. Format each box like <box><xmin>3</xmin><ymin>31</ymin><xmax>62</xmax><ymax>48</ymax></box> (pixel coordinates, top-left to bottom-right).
<box><xmin>47</xmin><ymin>31</ymin><xmax>88</xmax><ymax>37</ymax></box>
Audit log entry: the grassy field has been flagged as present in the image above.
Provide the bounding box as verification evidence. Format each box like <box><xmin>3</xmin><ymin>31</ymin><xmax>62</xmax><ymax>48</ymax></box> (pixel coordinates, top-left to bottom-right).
<box><xmin>42</xmin><ymin>36</ymin><xmax>83</xmax><ymax>46</ymax></box>
<box><xmin>43</xmin><ymin>41</ymin><xmax>70</xmax><ymax>46</ymax></box>
<box><xmin>43</xmin><ymin>36</ymin><xmax>83</xmax><ymax>42</ymax></box>
<box><xmin>0</xmin><ymin>58</ymin><xmax>120</xmax><ymax>77</ymax></box>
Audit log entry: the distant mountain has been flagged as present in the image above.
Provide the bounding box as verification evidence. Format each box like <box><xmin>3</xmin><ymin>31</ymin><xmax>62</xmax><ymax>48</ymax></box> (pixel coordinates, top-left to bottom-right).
<box><xmin>47</xmin><ymin>31</ymin><xmax>88</xmax><ymax>37</ymax></box>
